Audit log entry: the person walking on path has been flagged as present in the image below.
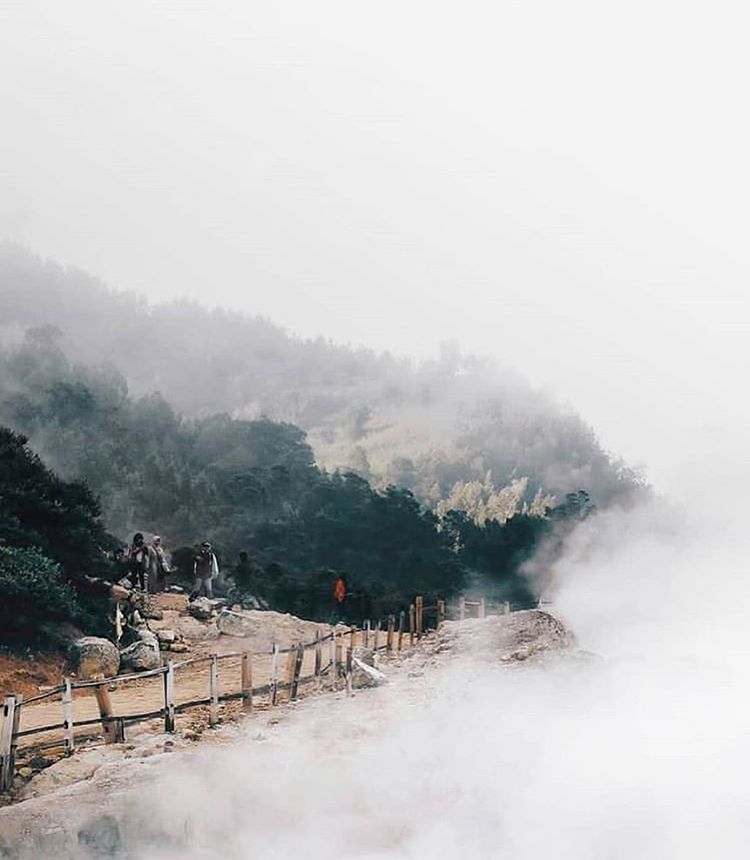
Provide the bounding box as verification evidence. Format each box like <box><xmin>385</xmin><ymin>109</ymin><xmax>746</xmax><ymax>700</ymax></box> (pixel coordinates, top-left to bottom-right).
<box><xmin>191</xmin><ymin>540</ymin><xmax>219</xmax><ymax>599</ymax></box>
<box><xmin>148</xmin><ymin>535</ymin><xmax>171</xmax><ymax>593</ymax></box>
<box><xmin>128</xmin><ymin>532</ymin><xmax>150</xmax><ymax>593</ymax></box>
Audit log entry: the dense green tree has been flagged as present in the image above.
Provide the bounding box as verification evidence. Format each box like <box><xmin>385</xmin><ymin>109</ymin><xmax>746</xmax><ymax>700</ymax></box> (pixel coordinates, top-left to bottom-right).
<box><xmin>0</xmin><ymin>546</ymin><xmax>78</xmax><ymax>645</ymax></box>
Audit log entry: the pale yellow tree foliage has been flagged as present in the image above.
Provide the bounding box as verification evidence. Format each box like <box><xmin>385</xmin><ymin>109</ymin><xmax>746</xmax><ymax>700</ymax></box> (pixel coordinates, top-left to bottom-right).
<box><xmin>436</xmin><ymin>473</ymin><xmax>555</xmax><ymax>525</ymax></box>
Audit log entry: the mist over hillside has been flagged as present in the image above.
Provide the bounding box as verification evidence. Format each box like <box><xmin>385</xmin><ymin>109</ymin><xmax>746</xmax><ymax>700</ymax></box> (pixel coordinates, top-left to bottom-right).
<box><xmin>0</xmin><ymin>244</ymin><xmax>645</xmax><ymax>512</ymax></box>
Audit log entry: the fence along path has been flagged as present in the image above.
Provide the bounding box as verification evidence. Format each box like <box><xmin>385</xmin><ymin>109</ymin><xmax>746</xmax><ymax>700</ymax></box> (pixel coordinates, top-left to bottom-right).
<box><xmin>1</xmin><ymin>596</ymin><xmax>514</xmax><ymax>792</ymax></box>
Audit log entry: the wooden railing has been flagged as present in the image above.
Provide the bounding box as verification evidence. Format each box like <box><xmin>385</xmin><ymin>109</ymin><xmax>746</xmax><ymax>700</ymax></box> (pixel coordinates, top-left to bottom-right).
<box><xmin>0</xmin><ymin>595</ymin><xmax>518</xmax><ymax>792</ymax></box>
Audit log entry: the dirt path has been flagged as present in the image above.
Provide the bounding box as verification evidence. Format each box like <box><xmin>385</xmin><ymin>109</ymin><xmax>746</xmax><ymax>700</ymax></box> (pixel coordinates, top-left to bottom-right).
<box><xmin>14</xmin><ymin>604</ymin><xmax>380</xmax><ymax>751</ymax></box>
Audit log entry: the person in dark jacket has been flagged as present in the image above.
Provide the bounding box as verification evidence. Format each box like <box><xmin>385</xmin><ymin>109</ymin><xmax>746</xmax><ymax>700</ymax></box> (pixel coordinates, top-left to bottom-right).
<box><xmin>128</xmin><ymin>532</ymin><xmax>150</xmax><ymax>592</ymax></box>
<box><xmin>190</xmin><ymin>540</ymin><xmax>218</xmax><ymax>600</ymax></box>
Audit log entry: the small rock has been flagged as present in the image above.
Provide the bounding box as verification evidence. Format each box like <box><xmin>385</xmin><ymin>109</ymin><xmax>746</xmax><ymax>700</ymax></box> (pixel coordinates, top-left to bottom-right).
<box><xmin>188</xmin><ymin>597</ymin><xmax>213</xmax><ymax>620</ymax></box>
<box><xmin>119</xmin><ymin>639</ymin><xmax>160</xmax><ymax>671</ymax></box>
<box><xmin>17</xmin><ymin>767</ymin><xmax>33</xmax><ymax>779</ymax></box>
<box><xmin>136</xmin><ymin>627</ymin><xmax>159</xmax><ymax>645</ymax></box>
<box><xmin>156</xmin><ymin>629</ymin><xmax>176</xmax><ymax>644</ymax></box>
<box><xmin>170</xmin><ymin>642</ymin><xmax>189</xmax><ymax>653</ymax></box>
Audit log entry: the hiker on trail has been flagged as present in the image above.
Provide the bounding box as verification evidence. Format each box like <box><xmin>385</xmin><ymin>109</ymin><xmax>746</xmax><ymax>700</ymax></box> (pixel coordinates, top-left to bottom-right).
<box><xmin>148</xmin><ymin>535</ymin><xmax>171</xmax><ymax>593</ymax></box>
<box><xmin>128</xmin><ymin>532</ymin><xmax>150</xmax><ymax>592</ymax></box>
<box><xmin>191</xmin><ymin>540</ymin><xmax>219</xmax><ymax>600</ymax></box>
<box><xmin>333</xmin><ymin>574</ymin><xmax>347</xmax><ymax>621</ymax></box>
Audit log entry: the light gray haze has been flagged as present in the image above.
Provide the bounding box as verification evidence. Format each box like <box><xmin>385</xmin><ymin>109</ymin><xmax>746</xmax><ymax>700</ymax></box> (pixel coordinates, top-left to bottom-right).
<box><xmin>2</xmin><ymin>3</ymin><xmax>750</xmax><ymax>859</ymax></box>
<box><xmin>2</xmin><ymin>1</ymin><xmax>750</xmax><ymax>490</ymax></box>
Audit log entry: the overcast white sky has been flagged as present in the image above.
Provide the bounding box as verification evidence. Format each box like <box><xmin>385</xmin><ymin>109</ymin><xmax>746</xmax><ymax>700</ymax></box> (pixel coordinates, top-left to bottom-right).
<box><xmin>1</xmin><ymin>1</ymin><xmax>749</xmax><ymax>491</ymax></box>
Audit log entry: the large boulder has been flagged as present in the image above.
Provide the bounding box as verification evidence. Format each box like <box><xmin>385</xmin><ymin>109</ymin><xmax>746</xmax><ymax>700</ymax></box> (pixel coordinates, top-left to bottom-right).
<box><xmin>351</xmin><ymin>652</ymin><xmax>386</xmax><ymax>688</ymax></box>
<box><xmin>69</xmin><ymin>637</ymin><xmax>120</xmax><ymax>680</ymax></box>
<box><xmin>119</xmin><ymin>639</ymin><xmax>160</xmax><ymax>672</ymax></box>
<box><xmin>436</xmin><ymin>610</ymin><xmax>574</xmax><ymax>662</ymax></box>
<box><xmin>216</xmin><ymin>608</ymin><xmax>254</xmax><ymax>637</ymax></box>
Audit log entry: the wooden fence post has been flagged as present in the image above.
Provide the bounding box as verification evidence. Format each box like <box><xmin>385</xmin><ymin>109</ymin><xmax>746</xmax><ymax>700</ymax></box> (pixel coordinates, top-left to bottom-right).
<box><xmin>459</xmin><ymin>596</ymin><xmax>466</xmax><ymax>621</ymax></box>
<box><xmin>209</xmin><ymin>655</ymin><xmax>219</xmax><ymax>727</ymax></box>
<box><xmin>375</xmin><ymin>619</ymin><xmax>381</xmax><ymax>651</ymax></box>
<box><xmin>291</xmin><ymin>644</ymin><xmax>304</xmax><ymax>700</ymax></box>
<box><xmin>11</xmin><ymin>695</ymin><xmax>21</xmax><ymax>764</ymax></box>
<box><xmin>0</xmin><ymin>696</ymin><xmax>17</xmax><ymax>793</ymax></box>
<box><xmin>386</xmin><ymin>615</ymin><xmax>395</xmax><ymax>652</ymax></box>
<box><xmin>437</xmin><ymin>599</ymin><xmax>446</xmax><ymax>628</ymax></box>
<box><xmin>94</xmin><ymin>678</ymin><xmax>118</xmax><ymax>743</ymax></box>
<box><xmin>409</xmin><ymin>604</ymin><xmax>415</xmax><ymax>645</ymax></box>
<box><xmin>284</xmin><ymin>646</ymin><xmax>297</xmax><ymax>702</ymax></box>
<box><xmin>333</xmin><ymin>629</ymin><xmax>341</xmax><ymax>682</ymax></box>
<box><xmin>503</xmin><ymin>600</ymin><xmax>510</xmax><ymax>615</ymax></box>
<box><xmin>349</xmin><ymin>625</ymin><xmax>357</xmax><ymax>652</ymax></box>
<box><xmin>62</xmin><ymin>679</ymin><xmax>75</xmax><ymax>755</ymax></box>
<box><xmin>270</xmin><ymin>643</ymin><xmax>280</xmax><ymax>706</ymax></box>
<box><xmin>162</xmin><ymin>661</ymin><xmax>176</xmax><ymax>731</ymax></box>
<box><xmin>479</xmin><ymin>598</ymin><xmax>486</xmax><ymax>619</ymax></box>
<box><xmin>345</xmin><ymin>647</ymin><xmax>353</xmax><ymax>697</ymax></box>
<box><xmin>415</xmin><ymin>596</ymin><xmax>424</xmax><ymax>639</ymax></box>
<box><xmin>363</xmin><ymin>619</ymin><xmax>371</xmax><ymax>649</ymax></box>
<box><xmin>397</xmin><ymin>611</ymin><xmax>405</xmax><ymax>651</ymax></box>
<box><xmin>241</xmin><ymin>652</ymin><xmax>253</xmax><ymax>712</ymax></box>
<box><xmin>329</xmin><ymin>627</ymin><xmax>337</xmax><ymax>683</ymax></box>
<box><xmin>314</xmin><ymin>633</ymin><xmax>322</xmax><ymax>690</ymax></box>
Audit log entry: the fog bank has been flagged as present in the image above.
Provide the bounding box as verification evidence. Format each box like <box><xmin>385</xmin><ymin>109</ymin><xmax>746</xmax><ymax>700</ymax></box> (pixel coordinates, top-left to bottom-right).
<box><xmin>127</xmin><ymin>475</ymin><xmax>750</xmax><ymax>858</ymax></box>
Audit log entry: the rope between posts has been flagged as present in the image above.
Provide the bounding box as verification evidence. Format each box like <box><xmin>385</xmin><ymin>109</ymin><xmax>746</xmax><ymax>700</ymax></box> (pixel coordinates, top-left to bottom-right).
<box><xmin>16</xmin><ymin>686</ymin><xmax>66</xmax><ymax>707</ymax></box>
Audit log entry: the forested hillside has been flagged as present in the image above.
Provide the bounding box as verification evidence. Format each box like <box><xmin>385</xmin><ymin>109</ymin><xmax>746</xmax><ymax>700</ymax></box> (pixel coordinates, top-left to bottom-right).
<box><xmin>0</xmin><ymin>333</ymin><xmax>593</xmax><ymax>639</ymax></box>
<box><xmin>0</xmin><ymin>244</ymin><xmax>646</xmax><ymax>514</ymax></box>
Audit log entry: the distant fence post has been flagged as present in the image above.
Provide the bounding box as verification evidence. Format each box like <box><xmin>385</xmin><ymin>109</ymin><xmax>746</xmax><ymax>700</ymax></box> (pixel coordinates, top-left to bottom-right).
<box><xmin>503</xmin><ymin>601</ymin><xmax>511</xmax><ymax>615</ymax></box>
<box><xmin>386</xmin><ymin>615</ymin><xmax>395</xmax><ymax>652</ymax></box>
<box><xmin>397</xmin><ymin>611</ymin><xmax>405</xmax><ymax>651</ymax></box>
<box><xmin>62</xmin><ymin>679</ymin><xmax>75</xmax><ymax>755</ymax></box>
<box><xmin>270</xmin><ymin>643</ymin><xmax>280</xmax><ymax>706</ymax></box>
<box><xmin>209</xmin><ymin>655</ymin><xmax>219</xmax><ymax>727</ymax></box>
<box><xmin>437</xmin><ymin>599</ymin><xmax>445</xmax><ymax>628</ymax></box>
<box><xmin>375</xmin><ymin>619</ymin><xmax>381</xmax><ymax>651</ymax></box>
<box><xmin>241</xmin><ymin>652</ymin><xmax>253</xmax><ymax>712</ymax></box>
<box><xmin>0</xmin><ymin>696</ymin><xmax>17</xmax><ymax>792</ymax></box>
<box><xmin>291</xmin><ymin>644</ymin><xmax>304</xmax><ymax>700</ymax></box>
<box><xmin>330</xmin><ymin>628</ymin><xmax>337</xmax><ymax>683</ymax></box>
<box><xmin>163</xmin><ymin>661</ymin><xmax>176</xmax><ymax>731</ymax></box>
<box><xmin>459</xmin><ymin>596</ymin><xmax>466</xmax><ymax>621</ymax></box>
<box><xmin>284</xmin><ymin>646</ymin><xmax>297</xmax><ymax>702</ymax></box>
<box><xmin>345</xmin><ymin>647</ymin><xmax>353</xmax><ymax>697</ymax></box>
<box><xmin>409</xmin><ymin>604</ymin><xmax>415</xmax><ymax>645</ymax></box>
<box><xmin>415</xmin><ymin>596</ymin><xmax>424</xmax><ymax>639</ymax></box>
<box><xmin>334</xmin><ymin>629</ymin><xmax>342</xmax><ymax>681</ymax></box>
<box><xmin>349</xmin><ymin>625</ymin><xmax>357</xmax><ymax>652</ymax></box>
<box><xmin>479</xmin><ymin>598</ymin><xmax>486</xmax><ymax>620</ymax></box>
<box><xmin>314</xmin><ymin>633</ymin><xmax>322</xmax><ymax>690</ymax></box>
<box><xmin>363</xmin><ymin>619</ymin><xmax>371</xmax><ymax>649</ymax></box>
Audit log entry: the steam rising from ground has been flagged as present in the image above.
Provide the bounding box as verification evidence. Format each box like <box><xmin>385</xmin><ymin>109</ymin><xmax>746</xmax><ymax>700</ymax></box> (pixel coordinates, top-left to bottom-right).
<box><xmin>125</xmin><ymin>485</ymin><xmax>750</xmax><ymax>859</ymax></box>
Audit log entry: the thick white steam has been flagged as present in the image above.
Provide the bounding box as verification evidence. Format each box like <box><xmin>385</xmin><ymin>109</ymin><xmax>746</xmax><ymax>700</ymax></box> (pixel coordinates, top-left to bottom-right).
<box><xmin>127</xmin><ymin>465</ymin><xmax>750</xmax><ymax>860</ymax></box>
